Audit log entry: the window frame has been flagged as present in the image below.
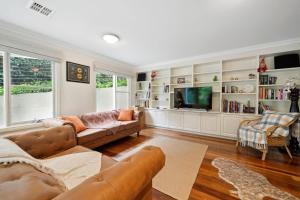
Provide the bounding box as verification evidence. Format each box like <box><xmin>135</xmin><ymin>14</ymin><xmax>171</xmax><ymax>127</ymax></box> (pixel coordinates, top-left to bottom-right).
<box><xmin>95</xmin><ymin>70</ymin><xmax>132</xmax><ymax>111</ymax></box>
<box><xmin>0</xmin><ymin>48</ymin><xmax>60</xmax><ymax>128</ymax></box>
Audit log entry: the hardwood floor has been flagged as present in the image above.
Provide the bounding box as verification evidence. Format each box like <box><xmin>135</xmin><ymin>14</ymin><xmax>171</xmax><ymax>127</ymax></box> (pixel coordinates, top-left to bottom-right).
<box><xmin>98</xmin><ymin>127</ymin><xmax>300</xmax><ymax>200</ymax></box>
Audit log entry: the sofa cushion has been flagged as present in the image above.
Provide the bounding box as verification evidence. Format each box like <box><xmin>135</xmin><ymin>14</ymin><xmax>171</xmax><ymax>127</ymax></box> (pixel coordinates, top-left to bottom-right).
<box><xmin>118</xmin><ymin>109</ymin><xmax>134</xmax><ymax>121</ymax></box>
<box><xmin>80</xmin><ymin>110</ymin><xmax>120</xmax><ymax>128</ymax></box>
<box><xmin>0</xmin><ymin>163</ymin><xmax>65</xmax><ymax>200</ymax></box>
<box><xmin>61</xmin><ymin>115</ymin><xmax>87</xmax><ymax>133</ymax></box>
<box><xmin>119</xmin><ymin>120</ymin><xmax>139</xmax><ymax>130</ymax></box>
<box><xmin>77</xmin><ymin>129</ymin><xmax>107</xmax><ymax>145</ymax></box>
<box><xmin>7</xmin><ymin>125</ymin><xmax>76</xmax><ymax>159</ymax></box>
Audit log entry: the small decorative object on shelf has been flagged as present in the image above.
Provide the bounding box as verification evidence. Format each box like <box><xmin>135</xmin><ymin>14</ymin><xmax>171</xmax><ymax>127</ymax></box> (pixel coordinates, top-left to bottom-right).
<box><xmin>151</xmin><ymin>71</ymin><xmax>157</xmax><ymax>81</ymax></box>
<box><xmin>163</xmin><ymin>84</ymin><xmax>169</xmax><ymax>93</ymax></box>
<box><xmin>213</xmin><ymin>75</ymin><xmax>218</xmax><ymax>82</ymax></box>
<box><xmin>230</xmin><ymin>77</ymin><xmax>239</xmax><ymax>80</ymax></box>
<box><xmin>231</xmin><ymin>86</ymin><xmax>239</xmax><ymax>93</ymax></box>
<box><xmin>243</xmin><ymin>100</ymin><xmax>255</xmax><ymax>113</ymax></box>
<box><xmin>154</xmin><ymin>95</ymin><xmax>159</xmax><ymax>100</ymax></box>
<box><xmin>248</xmin><ymin>73</ymin><xmax>256</xmax><ymax>79</ymax></box>
<box><xmin>257</xmin><ymin>57</ymin><xmax>268</xmax><ymax>72</ymax></box>
<box><xmin>177</xmin><ymin>77</ymin><xmax>185</xmax><ymax>84</ymax></box>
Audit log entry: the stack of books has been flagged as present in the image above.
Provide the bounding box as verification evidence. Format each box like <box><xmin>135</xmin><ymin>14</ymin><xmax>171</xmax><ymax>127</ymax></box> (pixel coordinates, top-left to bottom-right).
<box><xmin>222</xmin><ymin>100</ymin><xmax>244</xmax><ymax>113</ymax></box>
<box><xmin>259</xmin><ymin>88</ymin><xmax>285</xmax><ymax>100</ymax></box>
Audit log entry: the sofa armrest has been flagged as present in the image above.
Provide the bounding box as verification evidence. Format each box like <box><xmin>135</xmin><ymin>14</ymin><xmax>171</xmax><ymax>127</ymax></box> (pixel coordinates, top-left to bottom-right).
<box><xmin>133</xmin><ymin>110</ymin><xmax>142</xmax><ymax>121</ymax></box>
<box><xmin>6</xmin><ymin>125</ymin><xmax>77</xmax><ymax>159</ymax></box>
<box><xmin>54</xmin><ymin>146</ymin><xmax>165</xmax><ymax>200</ymax></box>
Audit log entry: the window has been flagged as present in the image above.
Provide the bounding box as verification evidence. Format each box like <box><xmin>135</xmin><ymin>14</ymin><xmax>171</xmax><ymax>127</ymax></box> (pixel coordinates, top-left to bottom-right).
<box><xmin>0</xmin><ymin>50</ymin><xmax>58</xmax><ymax>128</ymax></box>
<box><xmin>96</xmin><ymin>72</ymin><xmax>131</xmax><ymax>112</ymax></box>
<box><xmin>96</xmin><ymin>73</ymin><xmax>114</xmax><ymax>111</ymax></box>
<box><xmin>0</xmin><ymin>52</ymin><xmax>3</xmax><ymax>127</ymax></box>
<box><xmin>116</xmin><ymin>76</ymin><xmax>130</xmax><ymax>109</ymax></box>
<box><xmin>10</xmin><ymin>54</ymin><xmax>54</xmax><ymax>123</ymax></box>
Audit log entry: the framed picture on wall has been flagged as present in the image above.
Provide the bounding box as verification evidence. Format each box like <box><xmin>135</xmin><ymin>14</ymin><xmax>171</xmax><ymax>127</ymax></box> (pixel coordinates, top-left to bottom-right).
<box><xmin>66</xmin><ymin>61</ymin><xmax>90</xmax><ymax>84</ymax></box>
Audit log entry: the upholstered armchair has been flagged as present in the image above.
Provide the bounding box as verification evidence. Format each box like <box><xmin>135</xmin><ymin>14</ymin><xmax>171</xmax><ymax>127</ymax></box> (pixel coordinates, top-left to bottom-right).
<box><xmin>236</xmin><ymin>111</ymin><xmax>299</xmax><ymax>160</ymax></box>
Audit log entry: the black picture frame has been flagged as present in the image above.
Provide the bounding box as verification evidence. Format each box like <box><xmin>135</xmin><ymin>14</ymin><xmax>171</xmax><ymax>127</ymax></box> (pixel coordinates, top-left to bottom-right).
<box><xmin>66</xmin><ymin>61</ymin><xmax>90</xmax><ymax>84</ymax></box>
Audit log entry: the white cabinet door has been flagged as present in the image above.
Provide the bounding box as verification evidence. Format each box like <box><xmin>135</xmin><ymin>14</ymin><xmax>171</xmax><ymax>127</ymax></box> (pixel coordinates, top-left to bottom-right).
<box><xmin>145</xmin><ymin>110</ymin><xmax>155</xmax><ymax>125</ymax></box>
<box><xmin>168</xmin><ymin>111</ymin><xmax>183</xmax><ymax>129</ymax></box>
<box><xmin>183</xmin><ymin>112</ymin><xmax>200</xmax><ymax>132</ymax></box>
<box><xmin>222</xmin><ymin>115</ymin><xmax>241</xmax><ymax>138</ymax></box>
<box><xmin>155</xmin><ymin>110</ymin><xmax>168</xmax><ymax>127</ymax></box>
<box><xmin>200</xmin><ymin>114</ymin><xmax>221</xmax><ymax>135</ymax></box>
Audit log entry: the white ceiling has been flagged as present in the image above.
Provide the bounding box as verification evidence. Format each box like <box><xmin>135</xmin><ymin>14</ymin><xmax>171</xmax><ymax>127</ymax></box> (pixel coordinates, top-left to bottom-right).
<box><xmin>0</xmin><ymin>0</ymin><xmax>300</xmax><ymax>66</ymax></box>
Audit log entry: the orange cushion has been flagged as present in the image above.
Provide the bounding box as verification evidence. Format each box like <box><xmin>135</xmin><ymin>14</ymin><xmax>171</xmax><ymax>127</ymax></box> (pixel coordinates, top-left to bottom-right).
<box><xmin>61</xmin><ymin>115</ymin><xmax>87</xmax><ymax>133</ymax></box>
<box><xmin>118</xmin><ymin>109</ymin><xmax>134</xmax><ymax>121</ymax></box>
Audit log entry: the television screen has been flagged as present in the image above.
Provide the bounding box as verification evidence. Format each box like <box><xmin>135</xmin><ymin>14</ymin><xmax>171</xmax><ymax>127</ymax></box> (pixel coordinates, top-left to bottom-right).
<box><xmin>174</xmin><ymin>87</ymin><xmax>212</xmax><ymax>109</ymax></box>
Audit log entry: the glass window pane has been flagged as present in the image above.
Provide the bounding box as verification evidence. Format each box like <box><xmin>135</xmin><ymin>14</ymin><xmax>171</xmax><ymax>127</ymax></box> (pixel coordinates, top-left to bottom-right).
<box><xmin>96</xmin><ymin>73</ymin><xmax>114</xmax><ymax>111</ymax></box>
<box><xmin>10</xmin><ymin>54</ymin><xmax>53</xmax><ymax>123</ymax></box>
<box><xmin>116</xmin><ymin>92</ymin><xmax>129</xmax><ymax>109</ymax></box>
<box><xmin>116</xmin><ymin>76</ymin><xmax>130</xmax><ymax>109</ymax></box>
<box><xmin>116</xmin><ymin>76</ymin><xmax>128</xmax><ymax>92</ymax></box>
<box><xmin>0</xmin><ymin>52</ymin><xmax>4</xmax><ymax>127</ymax></box>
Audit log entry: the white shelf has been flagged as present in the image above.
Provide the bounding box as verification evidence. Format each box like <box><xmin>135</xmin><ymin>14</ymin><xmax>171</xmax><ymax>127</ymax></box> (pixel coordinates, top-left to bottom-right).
<box><xmin>259</xmin><ymin>99</ymin><xmax>290</xmax><ymax>102</ymax></box>
<box><xmin>222</xmin><ymin>93</ymin><xmax>256</xmax><ymax>95</ymax></box>
<box><xmin>169</xmin><ymin>83</ymin><xmax>192</xmax><ymax>86</ymax></box>
<box><xmin>222</xmin><ymin>79</ymin><xmax>256</xmax><ymax>83</ymax></box>
<box><xmin>222</xmin><ymin>68</ymin><xmax>256</xmax><ymax>73</ymax></box>
<box><xmin>258</xmin><ymin>84</ymin><xmax>284</xmax><ymax>87</ymax></box>
<box><xmin>153</xmin><ymin>76</ymin><xmax>169</xmax><ymax>79</ymax></box>
<box><xmin>194</xmin><ymin>81</ymin><xmax>220</xmax><ymax>84</ymax></box>
<box><xmin>194</xmin><ymin>71</ymin><xmax>220</xmax><ymax>75</ymax></box>
<box><xmin>260</xmin><ymin>67</ymin><xmax>300</xmax><ymax>73</ymax></box>
<box><xmin>171</xmin><ymin>74</ymin><xmax>192</xmax><ymax>77</ymax></box>
<box><xmin>136</xmin><ymin>90</ymin><xmax>147</xmax><ymax>92</ymax></box>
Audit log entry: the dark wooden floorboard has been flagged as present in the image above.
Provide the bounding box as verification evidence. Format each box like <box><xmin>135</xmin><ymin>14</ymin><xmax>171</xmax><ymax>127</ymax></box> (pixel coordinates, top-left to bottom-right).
<box><xmin>98</xmin><ymin>128</ymin><xmax>300</xmax><ymax>200</ymax></box>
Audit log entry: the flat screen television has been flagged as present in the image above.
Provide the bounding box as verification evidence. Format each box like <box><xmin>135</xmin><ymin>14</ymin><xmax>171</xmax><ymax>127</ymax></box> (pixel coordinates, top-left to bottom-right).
<box><xmin>174</xmin><ymin>86</ymin><xmax>212</xmax><ymax>110</ymax></box>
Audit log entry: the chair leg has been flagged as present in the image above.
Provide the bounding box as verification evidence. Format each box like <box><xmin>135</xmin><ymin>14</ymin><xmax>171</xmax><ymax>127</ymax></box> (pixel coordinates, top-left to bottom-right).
<box><xmin>236</xmin><ymin>140</ymin><xmax>239</xmax><ymax>148</ymax></box>
<box><xmin>137</xmin><ymin>131</ymin><xmax>140</xmax><ymax>137</ymax></box>
<box><xmin>261</xmin><ymin>149</ymin><xmax>268</xmax><ymax>161</ymax></box>
<box><xmin>285</xmin><ymin>145</ymin><xmax>293</xmax><ymax>159</ymax></box>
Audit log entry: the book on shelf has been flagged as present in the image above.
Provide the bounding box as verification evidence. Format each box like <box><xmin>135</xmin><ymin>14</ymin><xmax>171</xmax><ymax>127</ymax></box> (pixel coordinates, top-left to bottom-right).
<box><xmin>222</xmin><ymin>100</ymin><xmax>244</xmax><ymax>113</ymax></box>
<box><xmin>259</xmin><ymin>87</ymin><xmax>288</xmax><ymax>100</ymax></box>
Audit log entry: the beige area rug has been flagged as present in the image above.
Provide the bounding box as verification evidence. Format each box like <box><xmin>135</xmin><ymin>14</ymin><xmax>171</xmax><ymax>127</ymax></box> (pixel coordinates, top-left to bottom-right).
<box><xmin>212</xmin><ymin>158</ymin><xmax>300</xmax><ymax>200</ymax></box>
<box><xmin>115</xmin><ymin>136</ymin><xmax>208</xmax><ymax>200</ymax></box>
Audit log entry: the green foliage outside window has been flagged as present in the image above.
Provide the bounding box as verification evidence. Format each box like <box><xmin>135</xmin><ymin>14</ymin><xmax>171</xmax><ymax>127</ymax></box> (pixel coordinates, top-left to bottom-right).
<box><xmin>96</xmin><ymin>73</ymin><xmax>127</xmax><ymax>88</ymax></box>
<box><xmin>0</xmin><ymin>56</ymin><xmax>52</xmax><ymax>96</ymax></box>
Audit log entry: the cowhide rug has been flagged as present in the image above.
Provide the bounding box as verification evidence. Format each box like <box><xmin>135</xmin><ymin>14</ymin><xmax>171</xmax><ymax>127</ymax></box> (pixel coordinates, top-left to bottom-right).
<box><xmin>212</xmin><ymin>158</ymin><xmax>299</xmax><ymax>200</ymax></box>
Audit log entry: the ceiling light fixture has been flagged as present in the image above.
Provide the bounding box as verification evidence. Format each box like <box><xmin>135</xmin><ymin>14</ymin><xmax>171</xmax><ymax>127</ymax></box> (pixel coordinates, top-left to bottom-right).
<box><xmin>102</xmin><ymin>34</ymin><xmax>120</xmax><ymax>44</ymax></box>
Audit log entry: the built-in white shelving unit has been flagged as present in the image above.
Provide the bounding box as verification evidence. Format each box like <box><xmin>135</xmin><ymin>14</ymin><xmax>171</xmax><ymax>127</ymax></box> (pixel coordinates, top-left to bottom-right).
<box><xmin>136</xmin><ymin>49</ymin><xmax>300</xmax><ymax>139</ymax></box>
<box><xmin>136</xmin><ymin>50</ymin><xmax>300</xmax><ymax>115</ymax></box>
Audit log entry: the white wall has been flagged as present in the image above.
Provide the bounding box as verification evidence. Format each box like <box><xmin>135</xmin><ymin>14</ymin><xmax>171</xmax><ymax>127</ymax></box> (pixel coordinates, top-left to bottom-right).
<box><xmin>0</xmin><ymin>20</ymin><xmax>136</xmax><ymax>116</ymax></box>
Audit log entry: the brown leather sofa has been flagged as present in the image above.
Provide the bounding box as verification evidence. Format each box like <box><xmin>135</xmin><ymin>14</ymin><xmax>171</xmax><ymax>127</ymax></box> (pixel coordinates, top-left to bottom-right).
<box><xmin>76</xmin><ymin>110</ymin><xmax>143</xmax><ymax>149</ymax></box>
<box><xmin>1</xmin><ymin>124</ymin><xmax>165</xmax><ymax>200</ymax></box>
